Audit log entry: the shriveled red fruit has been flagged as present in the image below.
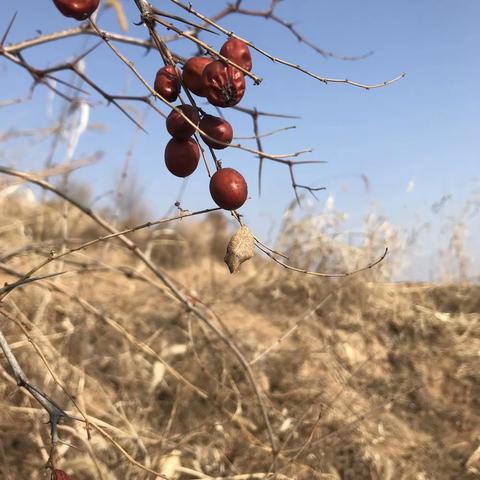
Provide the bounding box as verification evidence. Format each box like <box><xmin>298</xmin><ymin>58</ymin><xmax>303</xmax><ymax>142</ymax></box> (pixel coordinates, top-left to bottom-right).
<box><xmin>220</xmin><ymin>38</ymin><xmax>252</xmax><ymax>72</ymax></box>
<box><xmin>52</xmin><ymin>0</ymin><xmax>100</xmax><ymax>20</ymax></box>
<box><xmin>182</xmin><ymin>57</ymin><xmax>213</xmax><ymax>97</ymax></box>
<box><xmin>154</xmin><ymin>65</ymin><xmax>181</xmax><ymax>102</ymax></box>
<box><xmin>166</xmin><ymin>105</ymin><xmax>199</xmax><ymax>140</ymax></box>
<box><xmin>203</xmin><ymin>61</ymin><xmax>246</xmax><ymax>108</ymax></box>
<box><xmin>199</xmin><ymin>115</ymin><xmax>233</xmax><ymax>150</ymax></box>
<box><xmin>165</xmin><ymin>138</ymin><xmax>200</xmax><ymax>177</ymax></box>
<box><xmin>210</xmin><ymin>168</ymin><xmax>248</xmax><ymax>210</ymax></box>
<box><xmin>53</xmin><ymin>470</ymin><xmax>73</xmax><ymax>480</ymax></box>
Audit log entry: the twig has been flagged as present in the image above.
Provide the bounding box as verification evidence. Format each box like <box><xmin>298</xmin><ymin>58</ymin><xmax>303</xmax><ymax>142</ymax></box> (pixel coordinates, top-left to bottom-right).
<box><xmin>234</xmin><ymin>125</ymin><xmax>296</xmax><ymax>140</ymax></box>
<box><xmin>0</xmin><ymin>320</ymin><xmax>72</xmax><ymax>444</ymax></box>
<box><xmin>166</xmin><ymin>0</ymin><xmax>405</xmax><ymax>89</ymax></box>
<box><xmin>0</xmin><ymin>203</ymin><xmax>220</xmax><ymax>297</ymax></box>
<box><xmin>0</xmin><ymin>12</ymin><xmax>17</xmax><ymax>47</ymax></box>
<box><xmin>255</xmin><ymin>242</ymin><xmax>388</xmax><ymax>278</ymax></box>
<box><xmin>4</xmin><ymin>25</ymin><xmax>154</xmax><ymax>54</ymax></box>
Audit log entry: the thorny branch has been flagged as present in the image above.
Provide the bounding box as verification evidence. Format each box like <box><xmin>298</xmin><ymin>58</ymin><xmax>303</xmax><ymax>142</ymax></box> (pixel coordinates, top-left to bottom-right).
<box><xmin>0</xmin><ymin>320</ymin><xmax>72</xmax><ymax>444</ymax></box>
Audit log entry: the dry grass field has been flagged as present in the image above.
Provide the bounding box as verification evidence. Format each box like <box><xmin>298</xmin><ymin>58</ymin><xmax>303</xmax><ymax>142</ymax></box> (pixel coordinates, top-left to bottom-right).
<box><xmin>0</xmin><ymin>189</ymin><xmax>479</xmax><ymax>480</ymax></box>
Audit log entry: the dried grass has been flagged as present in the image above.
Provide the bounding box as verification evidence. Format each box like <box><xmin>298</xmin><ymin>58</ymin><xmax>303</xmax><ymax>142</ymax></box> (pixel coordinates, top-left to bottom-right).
<box><xmin>0</xmin><ymin>189</ymin><xmax>479</xmax><ymax>479</ymax></box>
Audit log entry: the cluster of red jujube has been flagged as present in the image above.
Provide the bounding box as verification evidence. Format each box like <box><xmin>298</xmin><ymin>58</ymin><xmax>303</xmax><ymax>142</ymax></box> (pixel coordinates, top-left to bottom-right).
<box><xmin>52</xmin><ymin>0</ymin><xmax>250</xmax><ymax>212</ymax></box>
<box><xmin>154</xmin><ymin>38</ymin><xmax>252</xmax><ymax>211</ymax></box>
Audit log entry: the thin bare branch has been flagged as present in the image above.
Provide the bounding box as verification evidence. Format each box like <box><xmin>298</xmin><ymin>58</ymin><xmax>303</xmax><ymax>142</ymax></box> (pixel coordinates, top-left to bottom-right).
<box><xmin>0</xmin><ymin>11</ymin><xmax>17</xmax><ymax>47</ymax></box>
<box><xmin>255</xmin><ymin>242</ymin><xmax>389</xmax><ymax>278</ymax></box>
<box><xmin>166</xmin><ymin>0</ymin><xmax>405</xmax><ymax>89</ymax></box>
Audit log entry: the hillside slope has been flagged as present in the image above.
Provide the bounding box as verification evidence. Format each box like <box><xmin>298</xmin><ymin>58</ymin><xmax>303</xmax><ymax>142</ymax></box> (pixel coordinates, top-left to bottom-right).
<box><xmin>0</xmin><ymin>194</ymin><xmax>479</xmax><ymax>479</ymax></box>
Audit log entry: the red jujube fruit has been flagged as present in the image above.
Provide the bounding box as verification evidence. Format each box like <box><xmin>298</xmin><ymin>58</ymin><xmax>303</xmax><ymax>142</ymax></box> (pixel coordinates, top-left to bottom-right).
<box><xmin>182</xmin><ymin>57</ymin><xmax>213</xmax><ymax>97</ymax></box>
<box><xmin>53</xmin><ymin>470</ymin><xmax>73</xmax><ymax>480</ymax></box>
<box><xmin>220</xmin><ymin>38</ymin><xmax>252</xmax><ymax>72</ymax></box>
<box><xmin>202</xmin><ymin>61</ymin><xmax>246</xmax><ymax>108</ymax></box>
<box><xmin>209</xmin><ymin>168</ymin><xmax>248</xmax><ymax>210</ymax></box>
<box><xmin>199</xmin><ymin>115</ymin><xmax>233</xmax><ymax>150</ymax></box>
<box><xmin>154</xmin><ymin>65</ymin><xmax>181</xmax><ymax>102</ymax></box>
<box><xmin>165</xmin><ymin>138</ymin><xmax>200</xmax><ymax>177</ymax></box>
<box><xmin>166</xmin><ymin>105</ymin><xmax>199</xmax><ymax>140</ymax></box>
<box><xmin>52</xmin><ymin>0</ymin><xmax>100</xmax><ymax>20</ymax></box>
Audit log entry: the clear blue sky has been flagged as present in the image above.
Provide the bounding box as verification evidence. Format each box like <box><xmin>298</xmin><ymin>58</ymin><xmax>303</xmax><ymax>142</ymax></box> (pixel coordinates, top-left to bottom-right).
<box><xmin>1</xmin><ymin>1</ymin><xmax>479</xmax><ymax>280</ymax></box>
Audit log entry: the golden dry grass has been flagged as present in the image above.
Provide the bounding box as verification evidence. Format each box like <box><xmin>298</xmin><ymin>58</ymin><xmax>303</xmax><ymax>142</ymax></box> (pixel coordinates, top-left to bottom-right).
<box><xmin>0</xmin><ymin>191</ymin><xmax>479</xmax><ymax>480</ymax></box>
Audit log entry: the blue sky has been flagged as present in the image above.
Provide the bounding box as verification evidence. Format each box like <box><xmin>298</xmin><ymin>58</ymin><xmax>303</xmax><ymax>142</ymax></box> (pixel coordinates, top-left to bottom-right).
<box><xmin>1</xmin><ymin>1</ymin><xmax>479</xmax><ymax>280</ymax></box>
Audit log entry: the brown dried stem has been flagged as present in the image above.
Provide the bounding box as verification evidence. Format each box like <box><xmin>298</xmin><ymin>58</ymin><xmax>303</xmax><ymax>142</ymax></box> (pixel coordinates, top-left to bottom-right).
<box><xmin>255</xmin><ymin>242</ymin><xmax>389</xmax><ymax>278</ymax></box>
